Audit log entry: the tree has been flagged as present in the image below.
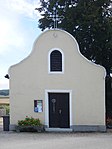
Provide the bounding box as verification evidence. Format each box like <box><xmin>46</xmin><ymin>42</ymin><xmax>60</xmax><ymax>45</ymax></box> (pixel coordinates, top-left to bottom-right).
<box><xmin>37</xmin><ymin>0</ymin><xmax>112</xmax><ymax>115</ymax></box>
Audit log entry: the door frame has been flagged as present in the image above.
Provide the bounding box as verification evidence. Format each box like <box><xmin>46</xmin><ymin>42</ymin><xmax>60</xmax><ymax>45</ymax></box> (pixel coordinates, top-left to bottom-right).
<box><xmin>45</xmin><ymin>90</ymin><xmax>72</xmax><ymax>128</ymax></box>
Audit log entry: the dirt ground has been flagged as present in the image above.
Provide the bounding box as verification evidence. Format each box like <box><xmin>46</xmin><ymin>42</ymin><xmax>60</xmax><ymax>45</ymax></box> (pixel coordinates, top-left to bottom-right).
<box><xmin>0</xmin><ymin>131</ymin><xmax>112</xmax><ymax>149</ymax></box>
<box><xmin>0</xmin><ymin>117</ymin><xmax>112</xmax><ymax>149</ymax></box>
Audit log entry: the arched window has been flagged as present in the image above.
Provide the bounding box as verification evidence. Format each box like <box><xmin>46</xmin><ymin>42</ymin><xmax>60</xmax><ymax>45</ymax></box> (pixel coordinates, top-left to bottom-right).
<box><xmin>50</xmin><ymin>50</ymin><xmax>62</xmax><ymax>71</ymax></box>
<box><xmin>48</xmin><ymin>49</ymin><xmax>64</xmax><ymax>73</ymax></box>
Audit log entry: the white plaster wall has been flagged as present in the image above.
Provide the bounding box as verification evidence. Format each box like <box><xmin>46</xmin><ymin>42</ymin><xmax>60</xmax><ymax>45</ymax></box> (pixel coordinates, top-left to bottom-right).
<box><xmin>9</xmin><ymin>29</ymin><xmax>106</xmax><ymax>126</ymax></box>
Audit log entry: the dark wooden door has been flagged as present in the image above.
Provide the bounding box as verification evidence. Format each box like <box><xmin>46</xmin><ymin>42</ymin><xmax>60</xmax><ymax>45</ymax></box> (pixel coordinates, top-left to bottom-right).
<box><xmin>49</xmin><ymin>93</ymin><xmax>70</xmax><ymax>128</ymax></box>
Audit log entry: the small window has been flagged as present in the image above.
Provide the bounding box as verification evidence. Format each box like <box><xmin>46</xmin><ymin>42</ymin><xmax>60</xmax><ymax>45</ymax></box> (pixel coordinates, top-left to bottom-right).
<box><xmin>48</xmin><ymin>48</ymin><xmax>64</xmax><ymax>74</ymax></box>
<box><xmin>50</xmin><ymin>50</ymin><xmax>62</xmax><ymax>71</ymax></box>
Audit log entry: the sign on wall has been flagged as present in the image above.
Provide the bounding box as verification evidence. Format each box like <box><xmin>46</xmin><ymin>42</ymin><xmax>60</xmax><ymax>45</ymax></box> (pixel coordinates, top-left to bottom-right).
<box><xmin>34</xmin><ymin>100</ymin><xmax>43</xmax><ymax>112</ymax></box>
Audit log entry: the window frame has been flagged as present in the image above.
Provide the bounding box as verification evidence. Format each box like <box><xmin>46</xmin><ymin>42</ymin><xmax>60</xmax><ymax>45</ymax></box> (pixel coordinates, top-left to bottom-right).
<box><xmin>48</xmin><ymin>48</ymin><xmax>64</xmax><ymax>74</ymax></box>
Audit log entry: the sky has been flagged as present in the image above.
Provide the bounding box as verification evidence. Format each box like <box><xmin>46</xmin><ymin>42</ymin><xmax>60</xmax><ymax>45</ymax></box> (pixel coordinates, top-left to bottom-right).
<box><xmin>0</xmin><ymin>0</ymin><xmax>42</xmax><ymax>90</ymax></box>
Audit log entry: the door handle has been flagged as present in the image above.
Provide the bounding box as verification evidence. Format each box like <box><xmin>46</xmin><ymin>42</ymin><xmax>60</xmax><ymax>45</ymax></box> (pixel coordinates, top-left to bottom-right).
<box><xmin>59</xmin><ymin>109</ymin><xmax>62</xmax><ymax>114</ymax></box>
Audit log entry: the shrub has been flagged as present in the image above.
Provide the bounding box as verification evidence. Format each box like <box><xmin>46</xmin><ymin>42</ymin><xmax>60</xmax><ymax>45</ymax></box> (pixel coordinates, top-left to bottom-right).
<box><xmin>0</xmin><ymin>105</ymin><xmax>10</xmax><ymax>115</ymax></box>
<box><xmin>18</xmin><ymin>116</ymin><xmax>42</xmax><ymax>126</ymax></box>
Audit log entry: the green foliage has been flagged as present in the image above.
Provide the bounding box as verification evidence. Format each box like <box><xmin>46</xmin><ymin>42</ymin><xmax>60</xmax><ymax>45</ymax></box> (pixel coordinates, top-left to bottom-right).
<box><xmin>5</xmin><ymin>105</ymin><xmax>10</xmax><ymax>115</ymax></box>
<box><xmin>0</xmin><ymin>105</ymin><xmax>10</xmax><ymax>115</ymax></box>
<box><xmin>18</xmin><ymin>116</ymin><xmax>42</xmax><ymax>126</ymax></box>
<box><xmin>0</xmin><ymin>105</ymin><xmax>4</xmax><ymax>109</ymax></box>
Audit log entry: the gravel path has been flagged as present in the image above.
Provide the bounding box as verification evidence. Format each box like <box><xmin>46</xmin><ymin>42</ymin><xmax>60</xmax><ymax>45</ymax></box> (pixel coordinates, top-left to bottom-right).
<box><xmin>0</xmin><ymin>132</ymin><xmax>112</xmax><ymax>149</ymax></box>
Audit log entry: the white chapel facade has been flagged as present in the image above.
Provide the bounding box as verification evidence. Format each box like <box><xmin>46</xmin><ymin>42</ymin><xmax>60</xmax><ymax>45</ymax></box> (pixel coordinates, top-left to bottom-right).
<box><xmin>9</xmin><ymin>29</ymin><xmax>106</xmax><ymax>131</ymax></box>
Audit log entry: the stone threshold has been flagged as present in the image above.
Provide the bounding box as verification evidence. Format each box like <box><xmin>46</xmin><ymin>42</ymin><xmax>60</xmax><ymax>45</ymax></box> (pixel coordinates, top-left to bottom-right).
<box><xmin>45</xmin><ymin>128</ymin><xmax>73</xmax><ymax>132</ymax></box>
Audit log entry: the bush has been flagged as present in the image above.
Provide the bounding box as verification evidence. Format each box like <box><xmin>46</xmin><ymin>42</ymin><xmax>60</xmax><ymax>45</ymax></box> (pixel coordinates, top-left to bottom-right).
<box><xmin>18</xmin><ymin>116</ymin><xmax>42</xmax><ymax>126</ymax></box>
<box><xmin>0</xmin><ymin>105</ymin><xmax>10</xmax><ymax>115</ymax></box>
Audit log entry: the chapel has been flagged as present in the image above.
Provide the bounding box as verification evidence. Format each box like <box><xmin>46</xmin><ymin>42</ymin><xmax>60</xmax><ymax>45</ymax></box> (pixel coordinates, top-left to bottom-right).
<box><xmin>9</xmin><ymin>29</ymin><xmax>106</xmax><ymax>131</ymax></box>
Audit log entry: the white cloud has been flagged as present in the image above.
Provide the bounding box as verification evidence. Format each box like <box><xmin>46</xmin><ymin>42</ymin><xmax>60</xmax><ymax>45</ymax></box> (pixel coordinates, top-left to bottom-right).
<box><xmin>0</xmin><ymin>19</ymin><xmax>11</xmax><ymax>46</ymax></box>
<box><xmin>0</xmin><ymin>0</ymin><xmax>41</xmax><ymax>55</ymax></box>
<box><xmin>0</xmin><ymin>18</ymin><xmax>25</xmax><ymax>55</ymax></box>
<box><xmin>0</xmin><ymin>79</ymin><xmax>9</xmax><ymax>90</ymax></box>
<box><xmin>6</xmin><ymin>0</ymin><xmax>41</xmax><ymax>19</ymax></box>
